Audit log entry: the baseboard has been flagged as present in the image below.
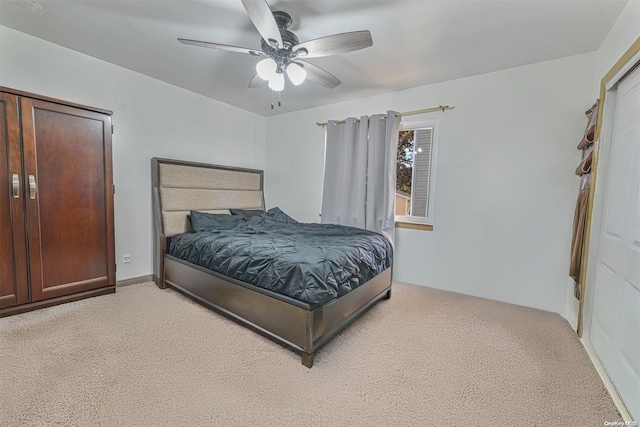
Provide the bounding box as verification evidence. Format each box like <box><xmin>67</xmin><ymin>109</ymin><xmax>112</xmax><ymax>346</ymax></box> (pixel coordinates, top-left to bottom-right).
<box><xmin>581</xmin><ymin>338</ymin><xmax>634</xmax><ymax>422</ymax></box>
<box><xmin>116</xmin><ymin>275</ymin><xmax>154</xmax><ymax>287</ymax></box>
<box><xmin>0</xmin><ymin>286</ymin><xmax>115</xmax><ymax>317</ymax></box>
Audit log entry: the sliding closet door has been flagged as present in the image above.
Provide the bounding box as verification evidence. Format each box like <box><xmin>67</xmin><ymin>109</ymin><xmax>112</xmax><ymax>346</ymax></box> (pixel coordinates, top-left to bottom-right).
<box><xmin>0</xmin><ymin>93</ymin><xmax>29</xmax><ymax>308</ymax></box>
<box><xmin>20</xmin><ymin>98</ymin><xmax>115</xmax><ymax>301</ymax></box>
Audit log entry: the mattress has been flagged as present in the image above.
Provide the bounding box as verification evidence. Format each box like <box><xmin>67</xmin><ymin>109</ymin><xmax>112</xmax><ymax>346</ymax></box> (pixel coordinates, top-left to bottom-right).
<box><xmin>168</xmin><ymin>216</ymin><xmax>393</xmax><ymax>305</ymax></box>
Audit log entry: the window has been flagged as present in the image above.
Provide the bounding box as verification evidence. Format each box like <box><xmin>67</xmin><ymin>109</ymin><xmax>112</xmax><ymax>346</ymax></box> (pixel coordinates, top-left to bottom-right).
<box><xmin>395</xmin><ymin>119</ymin><xmax>438</xmax><ymax>226</ymax></box>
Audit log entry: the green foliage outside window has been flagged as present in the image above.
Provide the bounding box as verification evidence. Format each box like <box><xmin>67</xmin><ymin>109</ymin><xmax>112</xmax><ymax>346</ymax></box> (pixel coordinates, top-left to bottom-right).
<box><xmin>396</xmin><ymin>130</ymin><xmax>414</xmax><ymax>195</ymax></box>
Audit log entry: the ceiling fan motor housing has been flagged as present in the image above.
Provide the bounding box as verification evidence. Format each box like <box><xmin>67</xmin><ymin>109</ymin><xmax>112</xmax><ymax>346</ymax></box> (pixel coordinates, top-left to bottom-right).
<box><xmin>260</xmin><ymin>11</ymin><xmax>301</xmax><ymax>61</ymax></box>
<box><xmin>272</xmin><ymin>11</ymin><xmax>293</xmax><ymax>30</ymax></box>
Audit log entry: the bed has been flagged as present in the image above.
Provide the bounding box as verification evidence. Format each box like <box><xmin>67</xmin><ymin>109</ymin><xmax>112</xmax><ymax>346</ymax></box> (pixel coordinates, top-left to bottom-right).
<box><xmin>152</xmin><ymin>157</ymin><xmax>392</xmax><ymax>367</ymax></box>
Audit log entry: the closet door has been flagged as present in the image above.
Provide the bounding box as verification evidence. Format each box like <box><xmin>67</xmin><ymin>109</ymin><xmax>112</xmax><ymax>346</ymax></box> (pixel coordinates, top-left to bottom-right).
<box><xmin>0</xmin><ymin>93</ymin><xmax>29</xmax><ymax>308</ymax></box>
<box><xmin>20</xmin><ymin>98</ymin><xmax>115</xmax><ymax>301</ymax></box>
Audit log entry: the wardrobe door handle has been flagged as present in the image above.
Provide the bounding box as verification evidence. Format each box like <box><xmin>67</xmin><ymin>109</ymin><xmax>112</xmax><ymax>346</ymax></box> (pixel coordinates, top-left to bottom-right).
<box><xmin>29</xmin><ymin>175</ymin><xmax>37</xmax><ymax>199</ymax></box>
<box><xmin>12</xmin><ymin>174</ymin><xmax>20</xmax><ymax>198</ymax></box>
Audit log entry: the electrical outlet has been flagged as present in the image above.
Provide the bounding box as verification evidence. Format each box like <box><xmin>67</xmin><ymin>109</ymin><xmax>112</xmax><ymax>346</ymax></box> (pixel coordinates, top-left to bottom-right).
<box><xmin>123</xmin><ymin>254</ymin><xmax>132</xmax><ymax>263</ymax></box>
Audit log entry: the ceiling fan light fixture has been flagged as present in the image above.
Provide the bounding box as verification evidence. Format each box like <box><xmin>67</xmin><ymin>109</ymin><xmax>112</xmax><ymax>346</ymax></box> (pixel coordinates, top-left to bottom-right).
<box><xmin>256</xmin><ymin>58</ymin><xmax>277</xmax><ymax>81</ymax></box>
<box><xmin>180</xmin><ymin>0</ymin><xmax>372</xmax><ymax>97</ymax></box>
<box><xmin>286</xmin><ymin>62</ymin><xmax>307</xmax><ymax>86</ymax></box>
<box><xmin>268</xmin><ymin>72</ymin><xmax>285</xmax><ymax>91</ymax></box>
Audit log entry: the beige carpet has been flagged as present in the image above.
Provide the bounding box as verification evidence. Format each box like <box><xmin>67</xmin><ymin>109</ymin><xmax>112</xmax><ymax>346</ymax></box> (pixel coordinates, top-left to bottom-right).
<box><xmin>0</xmin><ymin>282</ymin><xmax>620</xmax><ymax>426</ymax></box>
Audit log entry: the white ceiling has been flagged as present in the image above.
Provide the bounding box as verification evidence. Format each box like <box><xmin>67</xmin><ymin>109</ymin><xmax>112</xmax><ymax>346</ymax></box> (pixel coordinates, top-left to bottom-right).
<box><xmin>0</xmin><ymin>0</ymin><xmax>628</xmax><ymax>117</ymax></box>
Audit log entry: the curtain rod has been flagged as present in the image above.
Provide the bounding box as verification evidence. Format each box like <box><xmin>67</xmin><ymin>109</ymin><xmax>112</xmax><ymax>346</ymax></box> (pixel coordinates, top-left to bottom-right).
<box><xmin>315</xmin><ymin>105</ymin><xmax>454</xmax><ymax>127</ymax></box>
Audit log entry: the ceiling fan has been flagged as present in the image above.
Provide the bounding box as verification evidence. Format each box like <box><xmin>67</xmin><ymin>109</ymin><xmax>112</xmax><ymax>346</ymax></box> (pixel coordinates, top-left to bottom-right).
<box><xmin>178</xmin><ymin>0</ymin><xmax>373</xmax><ymax>93</ymax></box>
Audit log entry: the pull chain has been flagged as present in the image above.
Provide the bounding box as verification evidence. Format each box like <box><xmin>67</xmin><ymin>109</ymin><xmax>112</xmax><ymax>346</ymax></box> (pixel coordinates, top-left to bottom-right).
<box><xmin>270</xmin><ymin>90</ymin><xmax>283</xmax><ymax>109</ymax></box>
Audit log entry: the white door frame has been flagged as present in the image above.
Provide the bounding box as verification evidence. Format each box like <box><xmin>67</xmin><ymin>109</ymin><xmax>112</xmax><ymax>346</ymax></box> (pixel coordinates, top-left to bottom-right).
<box><xmin>578</xmin><ymin>37</ymin><xmax>640</xmax><ymax>336</ymax></box>
<box><xmin>578</xmin><ymin>37</ymin><xmax>640</xmax><ymax>421</ymax></box>
<box><xmin>581</xmin><ymin>87</ymin><xmax>617</xmax><ymax>341</ymax></box>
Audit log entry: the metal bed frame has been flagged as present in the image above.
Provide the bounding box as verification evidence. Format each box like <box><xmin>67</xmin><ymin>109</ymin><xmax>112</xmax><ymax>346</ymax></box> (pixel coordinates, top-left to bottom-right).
<box><xmin>152</xmin><ymin>157</ymin><xmax>391</xmax><ymax>367</ymax></box>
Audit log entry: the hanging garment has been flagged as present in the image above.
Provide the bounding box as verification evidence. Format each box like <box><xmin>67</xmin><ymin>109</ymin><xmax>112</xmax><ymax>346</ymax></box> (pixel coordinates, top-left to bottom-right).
<box><xmin>569</xmin><ymin>102</ymin><xmax>598</xmax><ymax>287</ymax></box>
<box><xmin>570</xmin><ymin>174</ymin><xmax>591</xmax><ymax>282</ymax></box>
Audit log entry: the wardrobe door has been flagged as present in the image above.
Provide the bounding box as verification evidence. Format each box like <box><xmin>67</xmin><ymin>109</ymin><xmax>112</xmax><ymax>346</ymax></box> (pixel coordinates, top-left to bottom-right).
<box><xmin>0</xmin><ymin>93</ymin><xmax>29</xmax><ymax>308</ymax></box>
<box><xmin>20</xmin><ymin>98</ymin><xmax>115</xmax><ymax>301</ymax></box>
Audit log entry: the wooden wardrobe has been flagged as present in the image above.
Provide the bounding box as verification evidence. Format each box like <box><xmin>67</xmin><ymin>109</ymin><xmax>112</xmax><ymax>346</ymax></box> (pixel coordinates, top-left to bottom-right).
<box><xmin>0</xmin><ymin>87</ymin><xmax>115</xmax><ymax>317</ymax></box>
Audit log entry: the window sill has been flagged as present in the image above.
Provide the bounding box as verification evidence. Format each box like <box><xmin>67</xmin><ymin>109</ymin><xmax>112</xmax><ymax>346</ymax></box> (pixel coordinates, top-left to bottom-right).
<box><xmin>395</xmin><ymin>221</ymin><xmax>433</xmax><ymax>232</ymax></box>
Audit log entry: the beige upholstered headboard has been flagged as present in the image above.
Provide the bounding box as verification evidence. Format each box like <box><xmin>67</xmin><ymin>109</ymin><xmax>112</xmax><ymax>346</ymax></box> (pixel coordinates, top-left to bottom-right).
<box><xmin>152</xmin><ymin>158</ymin><xmax>265</xmax><ymax>284</ymax></box>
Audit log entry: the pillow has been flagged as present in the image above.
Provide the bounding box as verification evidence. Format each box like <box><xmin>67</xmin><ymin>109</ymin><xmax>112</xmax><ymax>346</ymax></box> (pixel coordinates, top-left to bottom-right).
<box><xmin>265</xmin><ymin>207</ymin><xmax>298</xmax><ymax>224</ymax></box>
<box><xmin>189</xmin><ymin>210</ymin><xmax>245</xmax><ymax>232</ymax></box>
<box><xmin>230</xmin><ymin>208</ymin><xmax>264</xmax><ymax>218</ymax></box>
<box><xmin>187</xmin><ymin>209</ymin><xmax>230</xmax><ymax>223</ymax></box>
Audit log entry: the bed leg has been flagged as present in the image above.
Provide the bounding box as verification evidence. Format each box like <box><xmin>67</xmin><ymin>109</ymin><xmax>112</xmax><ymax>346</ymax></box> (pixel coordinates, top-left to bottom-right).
<box><xmin>384</xmin><ymin>288</ymin><xmax>392</xmax><ymax>300</ymax></box>
<box><xmin>154</xmin><ymin>275</ymin><xmax>167</xmax><ymax>289</ymax></box>
<box><xmin>301</xmin><ymin>352</ymin><xmax>314</xmax><ymax>368</ymax></box>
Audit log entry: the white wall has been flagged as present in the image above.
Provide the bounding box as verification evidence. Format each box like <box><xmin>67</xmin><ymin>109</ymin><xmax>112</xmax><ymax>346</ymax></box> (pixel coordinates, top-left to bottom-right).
<box><xmin>0</xmin><ymin>25</ymin><xmax>267</xmax><ymax>281</ymax></box>
<box><xmin>265</xmin><ymin>53</ymin><xmax>597</xmax><ymax>315</ymax></box>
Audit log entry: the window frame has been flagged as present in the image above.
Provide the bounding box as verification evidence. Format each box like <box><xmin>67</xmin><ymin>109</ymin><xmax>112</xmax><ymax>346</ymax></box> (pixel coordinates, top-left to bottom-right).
<box><xmin>395</xmin><ymin>118</ymin><xmax>439</xmax><ymax>227</ymax></box>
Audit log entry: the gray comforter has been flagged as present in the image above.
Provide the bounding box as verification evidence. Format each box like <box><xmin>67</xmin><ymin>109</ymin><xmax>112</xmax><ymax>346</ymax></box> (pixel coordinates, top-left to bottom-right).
<box><xmin>168</xmin><ymin>215</ymin><xmax>392</xmax><ymax>305</ymax></box>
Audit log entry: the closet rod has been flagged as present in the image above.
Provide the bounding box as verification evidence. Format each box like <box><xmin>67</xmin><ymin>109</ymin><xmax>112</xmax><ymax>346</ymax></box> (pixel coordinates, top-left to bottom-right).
<box><xmin>315</xmin><ymin>105</ymin><xmax>454</xmax><ymax>127</ymax></box>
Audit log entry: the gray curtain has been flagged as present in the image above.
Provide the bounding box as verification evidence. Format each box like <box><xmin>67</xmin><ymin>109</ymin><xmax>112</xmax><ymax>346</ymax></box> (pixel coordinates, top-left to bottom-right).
<box><xmin>321</xmin><ymin>111</ymin><xmax>400</xmax><ymax>244</ymax></box>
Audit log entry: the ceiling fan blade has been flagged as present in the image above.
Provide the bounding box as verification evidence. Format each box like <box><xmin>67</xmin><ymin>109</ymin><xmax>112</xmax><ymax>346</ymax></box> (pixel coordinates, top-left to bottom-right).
<box><xmin>178</xmin><ymin>38</ymin><xmax>264</xmax><ymax>56</ymax></box>
<box><xmin>249</xmin><ymin>74</ymin><xmax>266</xmax><ymax>88</ymax></box>
<box><xmin>298</xmin><ymin>61</ymin><xmax>341</xmax><ymax>89</ymax></box>
<box><xmin>241</xmin><ymin>0</ymin><xmax>283</xmax><ymax>48</ymax></box>
<box><xmin>293</xmin><ymin>31</ymin><xmax>372</xmax><ymax>59</ymax></box>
